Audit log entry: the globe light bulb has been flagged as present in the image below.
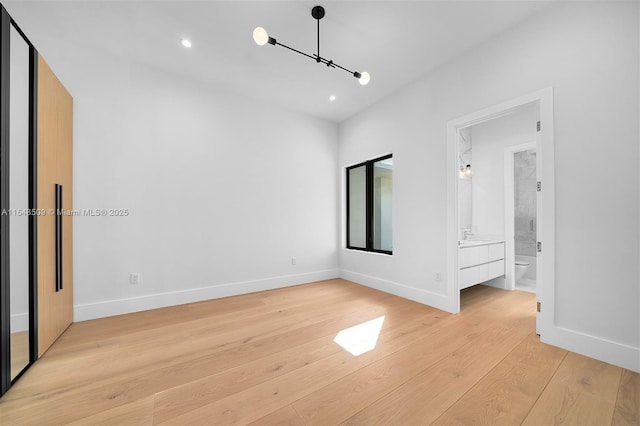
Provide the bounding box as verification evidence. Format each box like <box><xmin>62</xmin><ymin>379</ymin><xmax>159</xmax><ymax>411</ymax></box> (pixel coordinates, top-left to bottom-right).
<box><xmin>253</xmin><ymin>27</ymin><xmax>269</xmax><ymax>46</ymax></box>
<box><xmin>358</xmin><ymin>71</ymin><xmax>370</xmax><ymax>86</ymax></box>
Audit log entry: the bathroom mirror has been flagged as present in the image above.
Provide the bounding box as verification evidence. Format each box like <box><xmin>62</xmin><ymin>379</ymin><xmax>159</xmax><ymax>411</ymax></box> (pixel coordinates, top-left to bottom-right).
<box><xmin>9</xmin><ymin>21</ymin><xmax>32</xmax><ymax>380</ymax></box>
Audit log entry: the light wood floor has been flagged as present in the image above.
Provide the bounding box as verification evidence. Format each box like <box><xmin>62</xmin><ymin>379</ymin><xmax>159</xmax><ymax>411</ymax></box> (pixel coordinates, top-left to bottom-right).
<box><xmin>0</xmin><ymin>279</ymin><xmax>637</xmax><ymax>425</ymax></box>
<box><xmin>10</xmin><ymin>331</ymin><xmax>30</xmax><ymax>380</ymax></box>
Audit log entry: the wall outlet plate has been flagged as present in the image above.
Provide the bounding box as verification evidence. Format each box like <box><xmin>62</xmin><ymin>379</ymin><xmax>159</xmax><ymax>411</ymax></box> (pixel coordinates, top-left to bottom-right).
<box><xmin>130</xmin><ymin>273</ymin><xmax>141</xmax><ymax>285</ymax></box>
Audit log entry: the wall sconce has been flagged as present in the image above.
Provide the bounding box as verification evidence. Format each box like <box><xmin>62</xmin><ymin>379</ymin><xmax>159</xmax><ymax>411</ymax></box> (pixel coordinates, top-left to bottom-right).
<box><xmin>459</xmin><ymin>164</ymin><xmax>472</xmax><ymax>178</ymax></box>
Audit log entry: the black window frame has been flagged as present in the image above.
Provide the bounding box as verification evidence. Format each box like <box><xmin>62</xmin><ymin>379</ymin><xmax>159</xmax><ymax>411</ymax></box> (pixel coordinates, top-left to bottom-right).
<box><xmin>346</xmin><ymin>154</ymin><xmax>393</xmax><ymax>255</ymax></box>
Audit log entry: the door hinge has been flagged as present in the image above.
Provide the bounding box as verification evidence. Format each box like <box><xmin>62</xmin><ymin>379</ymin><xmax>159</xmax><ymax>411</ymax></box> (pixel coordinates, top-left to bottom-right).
<box><xmin>537</xmin><ymin>302</ymin><xmax>541</xmax><ymax>312</ymax></box>
<box><xmin>537</xmin><ymin>181</ymin><xmax>542</xmax><ymax>192</ymax></box>
<box><xmin>536</xmin><ymin>121</ymin><xmax>541</xmax><ymax>132</ymax></box>
<box><xmin>537</xmin><ymin>242</ymin><xmax>542</xmax><ymax>252</ymax></box>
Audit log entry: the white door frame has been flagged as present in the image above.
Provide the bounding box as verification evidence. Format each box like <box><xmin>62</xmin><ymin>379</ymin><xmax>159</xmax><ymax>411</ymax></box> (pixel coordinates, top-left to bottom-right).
<box><xmin>445</xmin><ymin>87</ymin><xmax>555</xmax><ymax>338</ymax></box>
<box><xmin>504</xmin><ymin>141</ymin><xmax>536</xmax><ymax>291</ymax></box>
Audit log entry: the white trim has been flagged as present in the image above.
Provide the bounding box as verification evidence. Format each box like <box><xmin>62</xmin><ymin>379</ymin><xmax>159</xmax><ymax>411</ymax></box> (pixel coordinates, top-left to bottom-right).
<box><xmin>504</xmin><ymin>141</ymin><xmax>536</xmax><ymax>291</ymax></box>
<box><xmin>542</xmin><ymin>326</ymin><xmax>640</xmax><ymax>373</ymax></box>
<box><xmin>340</xmin><ymin>269</ymin><xmax>450</xmax><ymax>312</ymax></box>
<box><xmin>10</xmin><ymin>312</ymin><xmax>29</xmax><ymax>333</ymax></box>
<box><xmin>447</xmin><ymin>87</ymin><xmax>555</xmax><ymax>324</ymax></box>
<box><xmin>73</xmin><ymin>269</ymin><xmax>339</xmax><ymax>322</ymax></box>
<box><xmin>537</xmin><ymin>87</ymin><xmax>556</xmax><ymax>342</ymax></box>
<box><xmin>446</xmin><ymin>121</ymin><xmax>461</xmax><ymax>313</ymax></box>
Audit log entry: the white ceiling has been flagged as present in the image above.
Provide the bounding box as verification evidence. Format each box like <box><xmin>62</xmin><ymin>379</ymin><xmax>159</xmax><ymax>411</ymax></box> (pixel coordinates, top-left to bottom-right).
<box><xmin>4</xmin><ymin>1</ymin><xmax>553</xmax><ymax>123</ymax></box>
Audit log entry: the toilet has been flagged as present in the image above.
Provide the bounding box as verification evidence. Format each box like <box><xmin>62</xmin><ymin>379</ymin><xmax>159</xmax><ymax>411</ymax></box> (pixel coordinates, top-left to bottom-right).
<box><xmin>514</xmin><ymin>260</ymin><xmax>530</xmax><ymax>282</ymax></box>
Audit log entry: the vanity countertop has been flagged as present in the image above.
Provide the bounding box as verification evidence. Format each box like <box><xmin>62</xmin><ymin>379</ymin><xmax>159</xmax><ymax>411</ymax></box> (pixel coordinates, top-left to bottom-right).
<box><xmin>458</xmin><ymin>239</ymin><xmax>505</xmax><ymax>248</ymax></box>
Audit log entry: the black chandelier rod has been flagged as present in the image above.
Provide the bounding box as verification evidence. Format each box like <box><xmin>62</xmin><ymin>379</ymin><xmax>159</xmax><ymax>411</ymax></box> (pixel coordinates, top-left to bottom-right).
<box><xmin>271</xmin><ymin>39</ymin><xmax>358</xmax><ymax>77</ymax></box>
<box><xmin>317</xmin><ymin>13</ymin><xmax>320</xmax><ymax>60</ymax></box>
<box><xmin>274</xmin><ymin>40</ymin><xmax>316</xmax><ymax>61</ymax></box>
<box><xmin>255</xmin><ymin>5</ymin><xmax>368</xmax><ymax>83</ymax></box>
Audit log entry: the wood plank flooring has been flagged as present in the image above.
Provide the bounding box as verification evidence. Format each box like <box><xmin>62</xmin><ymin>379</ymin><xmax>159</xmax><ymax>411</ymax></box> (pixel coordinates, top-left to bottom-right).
<box><xmin>10</xmin><ymin>331</ymin><xmax>29</xmax><ymax>379</ymax></box>
<box><xmin>0</xmin><ymin>279</ymin><xmax>637</xmax><ymax>425</ymax></box>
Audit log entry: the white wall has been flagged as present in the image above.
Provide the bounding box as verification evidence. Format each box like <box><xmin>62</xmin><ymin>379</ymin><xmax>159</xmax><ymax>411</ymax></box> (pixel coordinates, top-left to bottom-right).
<box><xmin>471</xmin><ymin>105</ymin><xmax>537</xmax><ymax>239</ymax></box>
<box><xmin>20</xmin><ymin>34</ymin><xmax>339</xmax><ymax>320</ymax></box>
<box><xmin>339</xmin><ymin>1</ymin><xmax>639</xmax><ymax>370</ymax></box>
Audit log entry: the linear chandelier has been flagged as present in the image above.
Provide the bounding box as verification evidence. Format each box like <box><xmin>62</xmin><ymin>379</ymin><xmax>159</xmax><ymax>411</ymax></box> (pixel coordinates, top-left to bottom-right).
<box><xmin>253</xmin><ymin>5</ymin><xmax>370</xmax><ymax>85</ymax></box>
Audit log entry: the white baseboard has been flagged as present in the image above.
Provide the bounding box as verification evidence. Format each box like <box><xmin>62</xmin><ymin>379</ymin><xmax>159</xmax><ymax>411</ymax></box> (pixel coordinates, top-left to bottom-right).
<box><xmin>542</xmin><ymin>325</ymin><xmax>640</xmax><ymax>373</ymax></box>
<box><xmin>342</xmin><ymin>269</ymin><xmax>639</xmax><ymax>373</ymax></box>
<box><xmin>71</xmin><ymin>267</ymin><xmax>639</xmax><ymax>373</ymax></box>
<box><xmin>339</xmin><ymin>269</ymin><xmax>450</xmax><ymax>313</ymax></box>
<box><xmin>10</xmin><ymin>312</ymin><xmax>29</xmax><ymax>333</ymax></box>
<box><xmin>74</xmin><ymin>269</ymin><xmax>339</xmax><ymax>322</ymax></box>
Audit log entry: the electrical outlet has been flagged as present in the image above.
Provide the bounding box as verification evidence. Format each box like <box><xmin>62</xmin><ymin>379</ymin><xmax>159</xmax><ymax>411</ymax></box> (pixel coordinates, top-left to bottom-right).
<box><xmin>291</xmin><ymin>258</ymin><xmax>297</xmax><ymax>266</ymax></box>
<box><xmin>130</xmin><ymin>273</ymin><xmax>141</xmax><ymax>285</ymax></box>
<box><xmin>435</xmin><ymin>272</ymin><xmax>442</xmax><ymax>282</ymax></box>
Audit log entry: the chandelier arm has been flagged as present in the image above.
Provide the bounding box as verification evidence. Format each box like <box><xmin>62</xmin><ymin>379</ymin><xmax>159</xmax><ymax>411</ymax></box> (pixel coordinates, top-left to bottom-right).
<box><xmin>332</xmin><ymin>62</ymin><xmax>355</xmax><ymax>75</ymax></box>
<box><xmin>275</xmin><ymin>41</ymin><xmax>317</xmax><ymax>61</ymax></box>
<box><xmin>313</xmin><ymin>54</ymin><xmax>350</xmax><ymax>72</ymax></box>
<box><xmin>313</xmin><ymin>54</ymin><xmax>330</xmax><ymax>66</ymax></box>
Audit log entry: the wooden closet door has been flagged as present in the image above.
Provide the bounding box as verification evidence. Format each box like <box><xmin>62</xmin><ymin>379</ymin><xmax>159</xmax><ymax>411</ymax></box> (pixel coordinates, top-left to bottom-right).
<box><xmin>37</xmin><ymin>55</ymin><xmax>73</xmax><ymax>356</ymax></box>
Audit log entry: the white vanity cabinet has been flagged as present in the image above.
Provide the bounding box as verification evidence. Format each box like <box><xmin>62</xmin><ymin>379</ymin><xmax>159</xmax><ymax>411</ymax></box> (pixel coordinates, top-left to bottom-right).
<box><xmin>459</xmin><ymin>241</ymin><xmax>505</xmax><ymax>290</ymax></box>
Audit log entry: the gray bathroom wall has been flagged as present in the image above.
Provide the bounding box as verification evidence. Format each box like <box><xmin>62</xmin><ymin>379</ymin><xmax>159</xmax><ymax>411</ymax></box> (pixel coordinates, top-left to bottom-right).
<box><xmin>514</xmin><ymin>149</ymin><xmax>537</xmax><ymax>256</ymax></box>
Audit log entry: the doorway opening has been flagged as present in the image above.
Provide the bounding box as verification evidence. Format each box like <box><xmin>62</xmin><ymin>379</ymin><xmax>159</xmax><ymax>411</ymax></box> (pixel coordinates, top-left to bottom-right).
<box><xmin>456</xmin><ymin>104</ymin><xmax>538</xmax><ymax>294</ymax></box>
<box><xmin>445</xmin><ymin>87</ymin><xmax>555</xmax><ymax>338</ymax></box>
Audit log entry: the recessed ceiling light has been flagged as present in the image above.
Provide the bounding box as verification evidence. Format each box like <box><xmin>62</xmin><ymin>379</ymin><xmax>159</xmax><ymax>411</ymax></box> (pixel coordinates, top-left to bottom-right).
<box><xmin>181</xmin><ymin>39</ymin><xmax>192</xmax><ymax>48</ymax></box>
<box><xmin>329</xmin><ymin>95</ymin><xmax>336</xmax><ymax>101</ymax></box>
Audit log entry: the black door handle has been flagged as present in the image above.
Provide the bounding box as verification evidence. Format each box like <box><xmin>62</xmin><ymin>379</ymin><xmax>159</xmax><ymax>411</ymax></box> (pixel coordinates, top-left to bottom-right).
<box><xmin>55</xmin><ymin>184</ymin><xmax>62</xmax><ymax>292</ymax></box>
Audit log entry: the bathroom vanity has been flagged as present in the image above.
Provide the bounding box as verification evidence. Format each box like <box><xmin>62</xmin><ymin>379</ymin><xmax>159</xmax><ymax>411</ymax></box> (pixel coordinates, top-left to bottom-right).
<box><xmin>458</xmin><ymin>240</ymin><xmax>505</xmax><ymax>289</ymax></box>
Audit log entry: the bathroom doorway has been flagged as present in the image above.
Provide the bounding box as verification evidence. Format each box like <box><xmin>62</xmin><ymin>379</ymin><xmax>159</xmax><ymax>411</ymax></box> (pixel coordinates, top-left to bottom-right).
<box><xmin>446</xmin><ymin>88</ymin><xmax>555</xmax><ymax>338</ymax></box>
<box><xmin>455</xmin><ymin>103</ymin><xmax>538</xmax><ymax>296</ymax></box>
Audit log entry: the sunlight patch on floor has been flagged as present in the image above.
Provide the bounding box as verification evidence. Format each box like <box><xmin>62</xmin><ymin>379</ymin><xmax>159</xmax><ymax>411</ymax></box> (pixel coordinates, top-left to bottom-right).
<box><xmin>333</xmin><ymin>316</ymin><xmax>385</xmax><ymax>356</ymax></box>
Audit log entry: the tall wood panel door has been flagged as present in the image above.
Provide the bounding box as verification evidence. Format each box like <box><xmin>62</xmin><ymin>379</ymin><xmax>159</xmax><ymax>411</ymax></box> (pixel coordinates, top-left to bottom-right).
<box><xmin>36</xmin><ymin>55</ymin><xmax>73</xmax><ymax>356</ymax></box>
